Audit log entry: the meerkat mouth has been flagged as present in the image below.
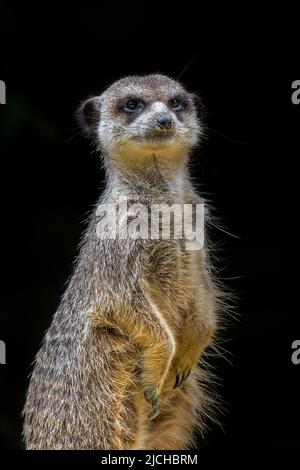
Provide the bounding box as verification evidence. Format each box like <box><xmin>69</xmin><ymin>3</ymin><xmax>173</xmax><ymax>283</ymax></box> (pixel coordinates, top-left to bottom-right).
<box><xmin>139</xmin><ymin>129</ymin><xmax>177</xmax><ymax>144</ymax></box>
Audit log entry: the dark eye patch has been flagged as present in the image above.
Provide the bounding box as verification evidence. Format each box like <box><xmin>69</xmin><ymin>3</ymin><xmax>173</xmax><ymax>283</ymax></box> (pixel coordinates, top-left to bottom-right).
<box><xmin>169</xmin><ymin>94</ymin><xmax>189</xmax><ymax>112</ymax></box>
<box><xmin>117</xmin><ymin>96</ymin><xmax>146</xmax><ymax>115</ymax></box>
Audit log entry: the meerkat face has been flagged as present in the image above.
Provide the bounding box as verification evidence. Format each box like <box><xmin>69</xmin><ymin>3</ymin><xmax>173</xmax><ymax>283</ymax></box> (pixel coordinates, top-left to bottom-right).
<box><xmin>78</xmin><ymin>75</ymin><xmax>204</xmax><ymax>165</ymax></box>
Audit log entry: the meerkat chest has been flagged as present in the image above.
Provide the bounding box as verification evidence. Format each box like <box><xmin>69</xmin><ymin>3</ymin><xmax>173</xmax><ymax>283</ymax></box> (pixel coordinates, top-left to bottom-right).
<box><xmin>144</xmin><ymin>237</ymin><xmax>203</xmax><ymax>306</ymax></box>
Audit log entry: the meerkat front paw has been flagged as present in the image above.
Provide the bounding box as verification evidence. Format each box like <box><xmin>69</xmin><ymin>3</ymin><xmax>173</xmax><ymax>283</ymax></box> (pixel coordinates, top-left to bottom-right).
<box><xmin>144</xmin><ymin>385</ymin><xmax>160</xmax><ymax>420</ymax></box>
<box><xmin>172</xmin><ymin>354</ymin><xmax>196</xmax><ymax>389</ymax></box>
<box><xmin>172</xmin><ymin>318</ymin><xmax>215</xmax><ymax>389</ymax></box>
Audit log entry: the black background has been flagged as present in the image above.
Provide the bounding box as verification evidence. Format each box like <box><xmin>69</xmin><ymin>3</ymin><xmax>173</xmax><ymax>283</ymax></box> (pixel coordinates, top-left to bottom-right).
<box><xmin>0</xmin><ymin>4</ymin><xmax>300</xmax><ymax>450</ymax></box>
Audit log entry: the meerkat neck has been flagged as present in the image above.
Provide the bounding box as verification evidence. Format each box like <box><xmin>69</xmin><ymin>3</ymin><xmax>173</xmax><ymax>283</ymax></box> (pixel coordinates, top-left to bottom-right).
<box><xmin>106</xmin><ymin>155</ymin><xmax>191</xmax><ymax>200</ymax></box>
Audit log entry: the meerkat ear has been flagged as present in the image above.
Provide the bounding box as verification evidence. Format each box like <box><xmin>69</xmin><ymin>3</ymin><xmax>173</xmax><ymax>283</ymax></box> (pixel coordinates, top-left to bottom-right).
<box><xmin>76</xmin><ymin>96</ymin><xmax>101</xmax><ymax>139</ymax></box>
<box><xmin>191</xmin><ymin>93</ymin><xmax>208</xmax><ymax>120</ymax></box>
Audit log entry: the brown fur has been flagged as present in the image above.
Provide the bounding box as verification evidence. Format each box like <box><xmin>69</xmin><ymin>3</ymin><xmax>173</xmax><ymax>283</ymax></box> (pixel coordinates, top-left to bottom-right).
<box><xmin>23</xmin><ymin>74</ymin><xmax>220</xmax><ymax>449</ymax></box>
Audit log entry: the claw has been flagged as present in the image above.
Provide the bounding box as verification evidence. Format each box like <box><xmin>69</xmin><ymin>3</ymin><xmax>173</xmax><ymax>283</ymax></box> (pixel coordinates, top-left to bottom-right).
<box><xmin>148</xmin><ymin>396</ymin><xmax>160</xmax><ymax>420</ymax></box>
<box><xmin>144</xmin><ymin>385</ymin><xmax>160</xmax><ymax>420</ymax></box>
<box><xmin>174</xmin><ymin>369</ymin><xmax>191</xmax><ymax>389</ymax></box>
<box><xmin>174</xmin><ymin>373</ymin><xmax>182</xmax><ymax>389</ymax></box>
<box><xmin>184</xmin><ymin>370</ymin><xmax>191</xmax><ymax>381</ymax></box>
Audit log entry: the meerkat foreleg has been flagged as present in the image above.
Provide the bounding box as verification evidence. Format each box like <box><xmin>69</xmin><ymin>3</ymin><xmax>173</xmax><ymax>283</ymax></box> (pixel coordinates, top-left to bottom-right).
<box><xmin>172</xmin><ymin>301</ymin><xmax>216</xmax><ymax>389</ymax></box>
<box><xmin>95</xmin><ymin>304</ymin><xmax>176</xmax><ymax>419</ymax></box>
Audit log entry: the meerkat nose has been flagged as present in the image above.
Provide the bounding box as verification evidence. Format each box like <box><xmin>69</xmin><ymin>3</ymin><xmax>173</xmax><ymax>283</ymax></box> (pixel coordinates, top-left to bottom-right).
<box><xmin>156</xmin><ymin>114</ymin><xmax>173</xmax><ymax>130</ymax></box>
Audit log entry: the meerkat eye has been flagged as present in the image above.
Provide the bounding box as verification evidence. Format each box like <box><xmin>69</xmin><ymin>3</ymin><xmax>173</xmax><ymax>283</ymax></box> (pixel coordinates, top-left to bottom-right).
<box><xmin>169</xmin><ymin>97</ymin><xmax>185</xmax><ymax>112</ymax></box>
<box><xmin>123</xmin><ymin>99</ymin><xmax>143</xmax><ymax>113</ymax></box>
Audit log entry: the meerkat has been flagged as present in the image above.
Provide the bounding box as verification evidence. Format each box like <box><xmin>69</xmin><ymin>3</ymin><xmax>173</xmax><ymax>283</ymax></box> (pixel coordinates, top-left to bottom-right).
<box><xmin>23</xmin><ymin>74</ymin><xmax>220</xmax><ymax>450</ymax></box>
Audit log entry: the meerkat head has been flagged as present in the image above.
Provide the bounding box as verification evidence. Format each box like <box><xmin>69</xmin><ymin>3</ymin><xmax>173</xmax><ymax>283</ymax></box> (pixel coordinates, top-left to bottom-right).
<box><xmin>78</xmin><ymin>74</ymin><xmax>204</xmax><ymax>167</ymax></box>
